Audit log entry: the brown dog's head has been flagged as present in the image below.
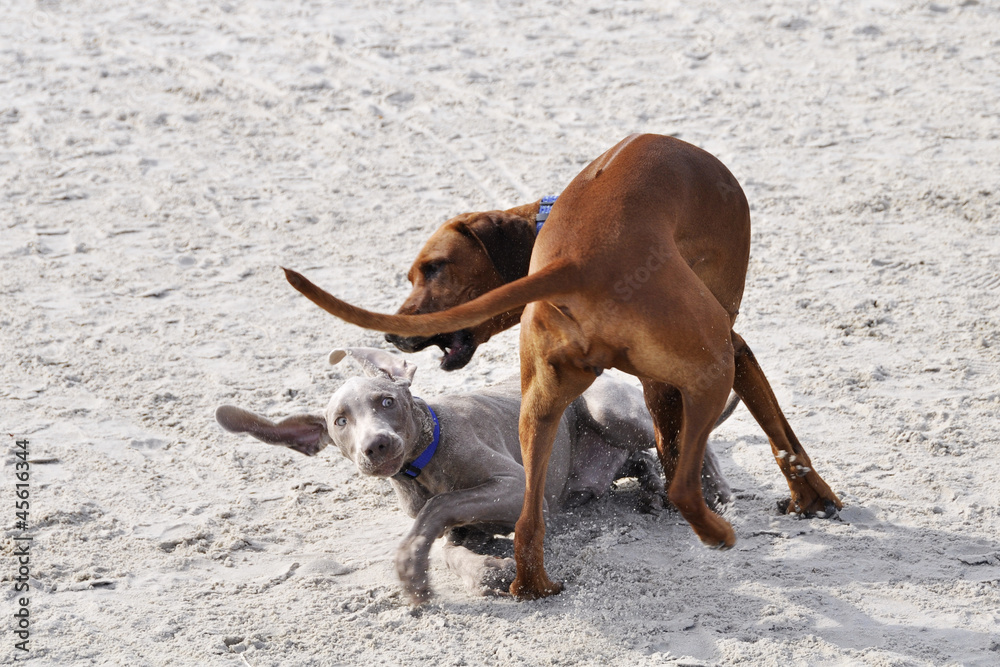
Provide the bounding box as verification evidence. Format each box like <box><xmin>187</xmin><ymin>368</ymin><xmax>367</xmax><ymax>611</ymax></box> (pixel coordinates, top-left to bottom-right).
<box><xmin>386</xmin><ymin>209</ymin><xmax>536</xmax><ymax>370</ymax></box>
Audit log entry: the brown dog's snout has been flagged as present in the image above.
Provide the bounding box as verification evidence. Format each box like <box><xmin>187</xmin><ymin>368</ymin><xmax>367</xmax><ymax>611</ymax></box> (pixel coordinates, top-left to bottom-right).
<box><xmin>386</xmin><ymin>298</ymin><xmax>432</xmax><ymax>351</ymax></box>
<box><xmin>386</xmin><ymin>332</ymin><xmax>423</xmax><ymax>352</ymax></box>
<box><xmin>385</xmin><ymin>300</ymin><xmax>439</xmax><ymax>352</ymax></box>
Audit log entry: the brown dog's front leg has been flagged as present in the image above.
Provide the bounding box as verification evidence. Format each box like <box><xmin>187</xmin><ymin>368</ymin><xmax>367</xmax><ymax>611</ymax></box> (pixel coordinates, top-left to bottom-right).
<box><xmin>511</xmin><ymin>409</ymin><xmax>564</xmax><ymax>601</ymax></box>
<box><xmin>731</xmin><ymin>332</ymin><xmax>842</xmax><ymax>517</ymax></box>
<box><xmin>510</xmin><ymin>350</ymin><xmax>595</xmax><ymax>600</ymax></box>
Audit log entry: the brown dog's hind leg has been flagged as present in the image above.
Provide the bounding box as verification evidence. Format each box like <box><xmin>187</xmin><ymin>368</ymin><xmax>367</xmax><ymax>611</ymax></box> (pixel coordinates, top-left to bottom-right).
<box><xmin>731</xmin><ymin>332</ymin><xmax>842</xmax><ymax>517</ymax></box>
<box><xmin>643</xmin><ymin>380</ymin><xmax>737</xmax><ymax>549</ymax></box>
<box><xmin>639</xmin><ymin>381</ymin><xmax>683</xmax><ymax>489</ymax></box>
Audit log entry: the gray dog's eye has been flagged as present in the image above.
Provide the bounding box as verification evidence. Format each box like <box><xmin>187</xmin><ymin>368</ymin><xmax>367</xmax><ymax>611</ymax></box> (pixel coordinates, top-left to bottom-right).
<box><xmin>334</xmin><ymin>416</ymin><xmax>347</xmax><ymax>427</ymax></box>
<box><xmin>382</xmin><ymin>397</ymin><xmax>394</xmax><ymax>408</ymax></box>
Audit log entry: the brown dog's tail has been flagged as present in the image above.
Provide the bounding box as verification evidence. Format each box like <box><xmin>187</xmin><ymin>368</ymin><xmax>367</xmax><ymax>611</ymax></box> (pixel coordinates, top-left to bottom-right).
<box><xmin>283</xmin><ymin>261</ymin><xmax>576</xmax><ymax>337</ymax></box>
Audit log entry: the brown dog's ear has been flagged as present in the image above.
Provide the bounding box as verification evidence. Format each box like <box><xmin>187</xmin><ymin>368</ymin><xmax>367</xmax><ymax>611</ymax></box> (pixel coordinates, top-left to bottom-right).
<box><xmin>215</xmin><ymin>406</ymin><xmax>330</xmax><ymax>456</ymax></box>
<box><xmin>457</xmin><ymin>212</ymin><xmax>536</xmax><ymax>284</ymax></box>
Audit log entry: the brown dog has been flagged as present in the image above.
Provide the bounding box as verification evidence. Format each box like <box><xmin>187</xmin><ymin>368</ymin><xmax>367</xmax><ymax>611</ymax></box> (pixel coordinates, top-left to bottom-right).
<box><xmin>283</xmin><ymin>133</ymin><xmax>842</xmax><ymax>600</ymax></box>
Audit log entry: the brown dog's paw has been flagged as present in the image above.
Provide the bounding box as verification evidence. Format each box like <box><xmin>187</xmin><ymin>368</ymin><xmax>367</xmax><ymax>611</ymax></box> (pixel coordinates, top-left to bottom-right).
<box><xmin>707</xmin><ymin>537</ymin><xmax>736</xmax><ymax>551</ymax></box>
<box><xmin>701</xmin><ymin>521</ymin><xmax>737</xmax><ymax>550</ymax></box>
<box><xmin>782</xmin><ymin>471</ymin><xmax>844</xmax><ymax>518</ymax></box>
<box><xmin>509</xmin><ymin>575</ymin><xmax>564</xmax><ymax>601</ymax></box>
<box><xmin>778</xmin><ymin>497</ymin><xmax>842</xmax><ymax>519</ymax></box>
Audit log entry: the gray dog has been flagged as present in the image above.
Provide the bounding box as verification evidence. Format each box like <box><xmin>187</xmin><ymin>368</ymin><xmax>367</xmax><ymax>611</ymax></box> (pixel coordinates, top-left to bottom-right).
<box><xmin>216</xmin><ymin>347</ymin><xmax>735</xmax><ymax>603</ymax></box>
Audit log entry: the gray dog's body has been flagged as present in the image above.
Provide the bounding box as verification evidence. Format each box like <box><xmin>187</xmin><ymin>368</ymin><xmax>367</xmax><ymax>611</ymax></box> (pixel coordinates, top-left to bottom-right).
<box><xmin>216</xmin><ymin>347</ymin><xmax>733</xmax><ymax>603</ymax></box>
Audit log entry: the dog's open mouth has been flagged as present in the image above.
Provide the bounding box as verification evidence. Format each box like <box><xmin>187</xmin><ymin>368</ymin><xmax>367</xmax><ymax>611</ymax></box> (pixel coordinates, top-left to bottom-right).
<box><xmin>386</xmin><ymin>330</ymin><xmax>477</xmax><ymax>371</ymax></box>
<box><xmin>435</xmin><ymin>330</ymin><xmax>478</xmax><ymax>370</ymax></box>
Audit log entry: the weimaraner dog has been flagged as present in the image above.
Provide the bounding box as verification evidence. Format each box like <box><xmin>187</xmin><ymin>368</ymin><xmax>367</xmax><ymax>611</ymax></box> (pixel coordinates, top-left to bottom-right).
<box><xmin>216</xmin><ymin>347</ymin><xmax>735</xmax><ymax>603</ymax></box>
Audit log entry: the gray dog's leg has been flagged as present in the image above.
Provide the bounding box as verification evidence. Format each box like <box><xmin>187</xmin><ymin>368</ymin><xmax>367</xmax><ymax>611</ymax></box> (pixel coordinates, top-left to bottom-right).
<box><xmin>700</xmin><ymin>445</ymin><xmax>733</xmax><ymax>509</ymax></box>
<box><xmin>575</xmin><ymin>377</ymin><xmax>734</xmax><ymax>509</ymax></box>
<box><xmin>440</xmin><ymin>539</ymin><xmax>516</xmax><ymax>596</ymax></box>
<box><xmin>611</xmin><ymin>450</ymin><xmax>667</xmax><ymax>513</ymax></box>
<box><xmin>395</xmin><ymin>476</ymin><xmax>524</xmax><ymax>604</ymax></box>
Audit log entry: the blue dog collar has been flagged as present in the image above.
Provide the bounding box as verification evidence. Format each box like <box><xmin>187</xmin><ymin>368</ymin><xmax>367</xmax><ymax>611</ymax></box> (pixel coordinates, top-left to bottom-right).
<box><xmin>401</xmin><ymin>403</ymin><xmax>440</xmax><ymax>478</ymax></box>
<box><xmin>535</xmin><ymin>195</ymin><xmax>558</xmax><ymax>234</ymax></box>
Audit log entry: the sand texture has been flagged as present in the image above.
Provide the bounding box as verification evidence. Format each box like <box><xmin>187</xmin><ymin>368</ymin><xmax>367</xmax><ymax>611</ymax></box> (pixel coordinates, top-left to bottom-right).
<box><xmin>2</xmin><ymin>0</ymin><xmax>999</xmax><ymax>665</ymax></box>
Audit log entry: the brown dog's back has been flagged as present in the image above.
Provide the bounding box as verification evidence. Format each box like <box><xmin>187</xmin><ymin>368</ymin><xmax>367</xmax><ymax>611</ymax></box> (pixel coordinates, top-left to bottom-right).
<box><xmin>534</xmin><ymin>134</ymin><xmax>751</xmax><ymax>323</ymax></box>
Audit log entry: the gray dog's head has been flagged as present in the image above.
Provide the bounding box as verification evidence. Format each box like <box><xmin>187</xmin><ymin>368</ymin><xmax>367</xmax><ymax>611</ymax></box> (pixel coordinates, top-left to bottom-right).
<box><xmin>323</xmin><ymin>348</ymin><xmax>422</xmax><ymax>477</ymax></box>
<box><xmin>216</xmin><ymin>347</ymin><xmax>426</xmax><ymax>478</ymax></box>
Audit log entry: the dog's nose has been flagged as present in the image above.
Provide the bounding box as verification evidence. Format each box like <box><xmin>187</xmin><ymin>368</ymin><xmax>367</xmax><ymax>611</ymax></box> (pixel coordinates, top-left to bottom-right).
<box><xmin>386</xmin><ymin>333</ymin><xmax>418</xmax><ymax>353</ymax></box>
<box><xmin>363</xmin><ymin>433</ymin><xmax>394</xmax><ymax>463</ymax></box>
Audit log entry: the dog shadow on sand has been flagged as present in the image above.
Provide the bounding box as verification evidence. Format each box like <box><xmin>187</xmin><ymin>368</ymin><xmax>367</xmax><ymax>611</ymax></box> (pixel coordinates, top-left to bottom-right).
<box><xmin>424</xmin><ymin>450</ymin><xmax>1000</xmax><ymax>665</ymax></box>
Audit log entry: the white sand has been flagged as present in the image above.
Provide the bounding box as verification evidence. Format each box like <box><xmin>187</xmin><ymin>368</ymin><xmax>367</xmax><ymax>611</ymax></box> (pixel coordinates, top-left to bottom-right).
<box><xmin>3</xmin><ymin>0</ymin><xmax>999</xmax><ymax>664</ymax></box>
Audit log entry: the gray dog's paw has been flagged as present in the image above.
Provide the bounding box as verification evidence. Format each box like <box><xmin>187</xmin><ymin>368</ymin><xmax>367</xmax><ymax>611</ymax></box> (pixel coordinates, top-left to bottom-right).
<box><xmin>638</xmin><ymin>488</ymin><xmax>666</xmax><ymax>515</ymax></box>
<box><xmin>478</xmin><ymin>556</ymin><xmax>517</xmax><ymax>595</ymax></box>
<box><xmin>395</xmin><ymin>536</ymin><xmax>432</xmax><ymax>604</ymax></box>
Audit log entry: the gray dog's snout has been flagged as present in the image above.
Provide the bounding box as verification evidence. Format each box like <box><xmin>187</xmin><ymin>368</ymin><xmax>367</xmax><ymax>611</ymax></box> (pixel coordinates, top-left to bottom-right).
<box><xmin>363</xmin><ymin>433</ymin><xmax>396</xmax><ymax>462</ymax></box>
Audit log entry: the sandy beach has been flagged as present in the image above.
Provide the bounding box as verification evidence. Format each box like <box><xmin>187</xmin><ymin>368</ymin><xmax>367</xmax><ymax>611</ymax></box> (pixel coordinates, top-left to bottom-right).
<box><xmin>2</xmin><ymin>1</ymin><xmax>999</xmax><ymax>664</ymax></box>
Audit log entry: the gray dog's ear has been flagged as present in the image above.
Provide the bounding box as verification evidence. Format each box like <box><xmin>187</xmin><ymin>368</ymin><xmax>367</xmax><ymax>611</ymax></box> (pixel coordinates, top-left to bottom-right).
<box><xmin>215</xmin><ymin>406</ymin><xmax>329</xmax><ymax>456</ymax></box>
<box><xmin>329</xmin><ymin>347</ymin><xmax>417</xmax><ymax>385</ymax></box>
